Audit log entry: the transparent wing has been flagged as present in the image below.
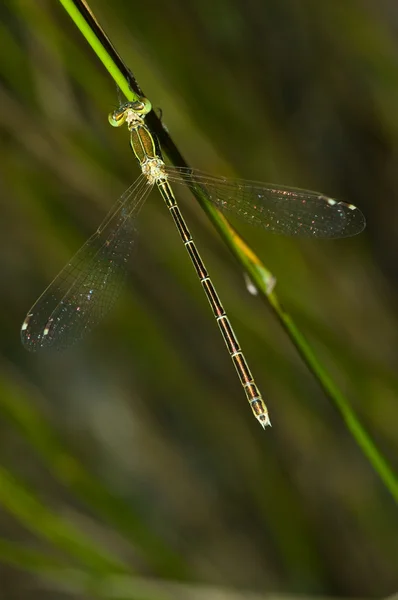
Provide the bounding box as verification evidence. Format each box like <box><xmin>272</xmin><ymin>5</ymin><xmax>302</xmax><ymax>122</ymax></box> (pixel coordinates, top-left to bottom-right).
<box><xmin>165</xmin><ymin>167</ymin><xmax>365</xmax><ymax>238</ymax></box>
<box><xmin>21</xmin><ymin>175</ymin><xmax>152</xmax><ymax>351</ymax></box>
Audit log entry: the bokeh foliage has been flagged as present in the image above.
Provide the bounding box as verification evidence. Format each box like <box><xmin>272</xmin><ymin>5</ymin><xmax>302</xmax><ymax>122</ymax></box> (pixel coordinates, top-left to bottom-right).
<box><xmin>1</xmin><ymin>0</ymin><xmax>398</xmax><ymax>597</ymax></box>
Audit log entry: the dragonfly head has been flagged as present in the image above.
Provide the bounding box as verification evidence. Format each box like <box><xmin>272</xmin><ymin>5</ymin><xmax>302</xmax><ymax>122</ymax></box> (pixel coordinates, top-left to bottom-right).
<box><xmin>109</xmin><ymin>97</ymin><xmax>152</xmax><ymax>128</ymax></box>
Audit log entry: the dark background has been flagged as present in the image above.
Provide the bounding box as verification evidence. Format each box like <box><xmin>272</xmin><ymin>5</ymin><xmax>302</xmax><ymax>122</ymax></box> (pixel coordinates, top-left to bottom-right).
<box><xmin>0</xmin><ymin>0</ymin><xmax>398</xmax><ymax>598</ymax></box>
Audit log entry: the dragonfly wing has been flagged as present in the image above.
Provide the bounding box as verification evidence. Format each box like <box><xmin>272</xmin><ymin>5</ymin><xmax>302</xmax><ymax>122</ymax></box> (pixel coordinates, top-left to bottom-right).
<box><xmin>21</xmin><ymin>175</ymin><xmax>151</xmax><ymax>351</ymax></box>
<box><xmin>166</xmin><ymin>167</ymin><xmax>365</xmax><ymax>238</ymax></box>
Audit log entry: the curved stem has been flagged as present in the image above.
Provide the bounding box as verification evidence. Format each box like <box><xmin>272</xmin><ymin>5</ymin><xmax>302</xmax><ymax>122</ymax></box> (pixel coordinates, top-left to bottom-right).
<box><xmin>59</xmin><ymin>0</ymin><xmax>398</xmax><ymax>503</ymax></box>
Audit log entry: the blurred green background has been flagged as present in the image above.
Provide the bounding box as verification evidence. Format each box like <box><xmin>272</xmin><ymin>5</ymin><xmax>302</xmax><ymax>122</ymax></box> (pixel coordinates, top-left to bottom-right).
<box><xmin>1</xmin><ymin>0</ymin><xmax>398</xmax><ymax>598</ymax></box>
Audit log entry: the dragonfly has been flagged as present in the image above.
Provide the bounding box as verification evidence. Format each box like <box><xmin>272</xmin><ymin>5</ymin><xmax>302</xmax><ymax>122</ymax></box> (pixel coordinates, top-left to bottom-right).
<box><xmin>21</xmin><ymin>96</ymin><xmax>365</xmax><ymax>429</ymax></box>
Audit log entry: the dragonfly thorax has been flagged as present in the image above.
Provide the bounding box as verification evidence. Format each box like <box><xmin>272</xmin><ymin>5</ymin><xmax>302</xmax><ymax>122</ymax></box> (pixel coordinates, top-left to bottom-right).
<box><xmin>125</xmin><ymin>109</ymin><xmax>145</xmax><ymax>128</ymax></box>
<box><xmin>141</xmin><ymin>157</ymin><xmax>167</xmax><ymax>184</ymax></box>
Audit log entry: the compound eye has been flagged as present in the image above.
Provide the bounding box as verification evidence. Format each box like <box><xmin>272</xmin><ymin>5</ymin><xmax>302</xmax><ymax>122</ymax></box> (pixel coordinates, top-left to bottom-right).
<box><xmin>108</xmin><ymin>106</ymin><xmax>127</xmax><ymax>127</ymax></box>
<box><xmin>129</xmin><ymin>97</ymin><xmax>152</xmax><ymax>115</ymax></box>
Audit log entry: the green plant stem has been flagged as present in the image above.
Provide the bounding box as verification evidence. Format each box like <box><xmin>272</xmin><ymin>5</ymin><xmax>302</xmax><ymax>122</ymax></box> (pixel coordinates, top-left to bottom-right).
<box><xmin>58</xmin><ymin>0</ymin><xmax>398</xmax><ymax>502</ymax></box>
